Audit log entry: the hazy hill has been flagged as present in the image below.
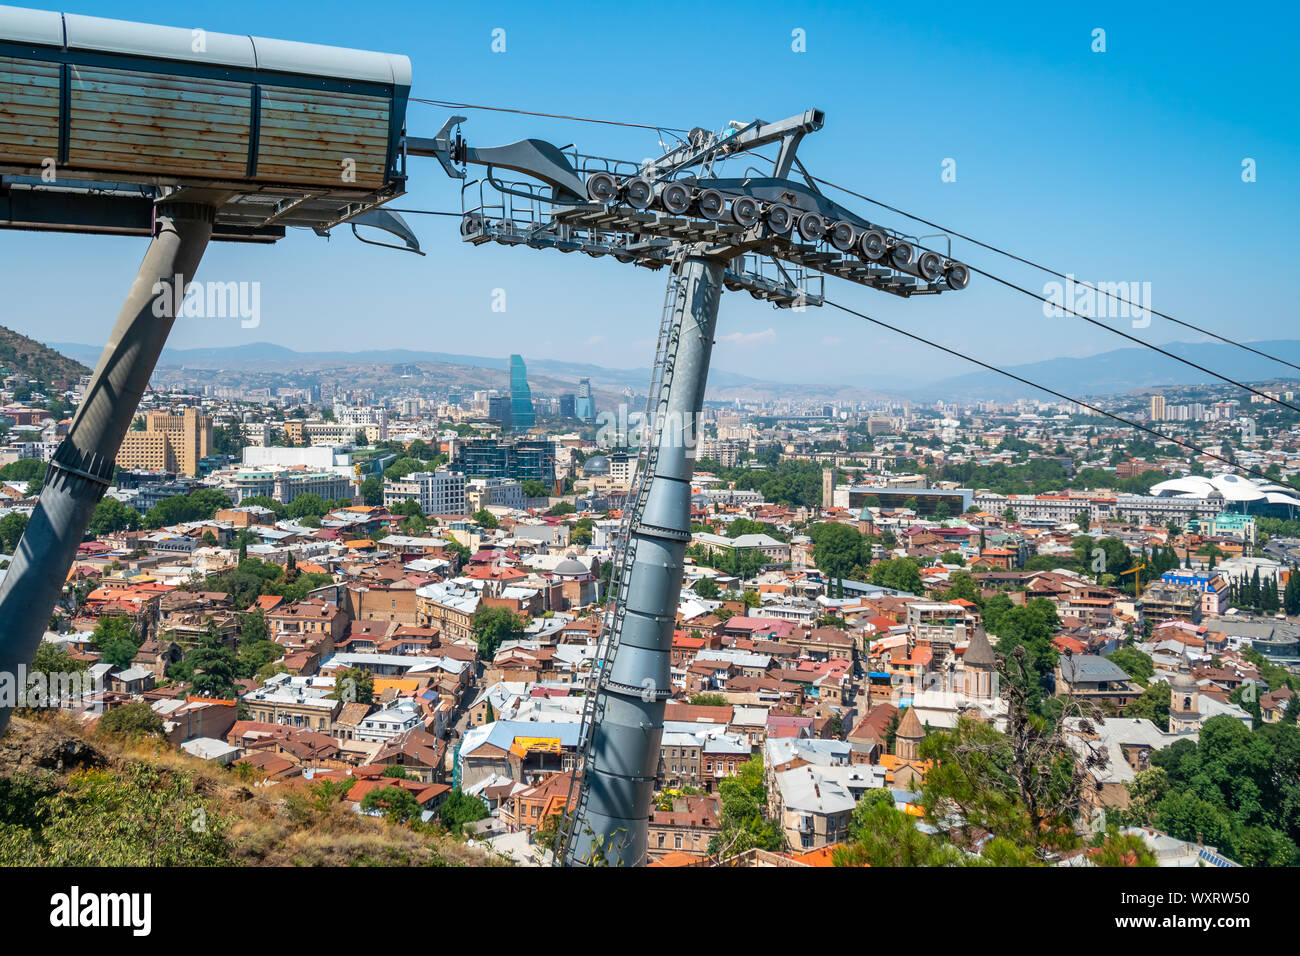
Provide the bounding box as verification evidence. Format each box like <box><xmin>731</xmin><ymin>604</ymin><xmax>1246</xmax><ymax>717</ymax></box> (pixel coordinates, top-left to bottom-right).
<box><xmin>0</xmin><ymin>326</ymin><xmax>89</xmax><ymax>384</ymax></box>
<box><xmin>47</xmin><ymin>339</ymin><xmax>893</xmax><ymax>404</ymax></box>
<box><xmin>920</xmin><ymin>339</ymin><xmax>1300</xmax><ymax>401</ymax></box>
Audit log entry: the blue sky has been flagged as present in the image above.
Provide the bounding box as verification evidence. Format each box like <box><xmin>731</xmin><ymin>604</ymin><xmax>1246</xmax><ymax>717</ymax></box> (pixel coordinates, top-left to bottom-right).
<box><xmin>2</xmin><ymin>0</ymin><xmax>1296</xmax><ymax>392</ymax></box>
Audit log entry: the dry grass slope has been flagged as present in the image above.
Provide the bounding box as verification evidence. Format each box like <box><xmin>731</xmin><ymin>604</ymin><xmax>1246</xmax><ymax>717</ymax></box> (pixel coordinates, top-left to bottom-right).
<box><xmin>0</xmin><ymin>714</ymin><xmax>507</xmax><ymax>867</ymax></box>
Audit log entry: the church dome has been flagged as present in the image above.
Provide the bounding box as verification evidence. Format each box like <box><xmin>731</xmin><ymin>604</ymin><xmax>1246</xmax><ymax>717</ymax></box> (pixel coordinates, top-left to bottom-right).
<box><xmin>554</xmin><ymin>553</ymin><xmax>589</xmax><ymax>577</ymax></box>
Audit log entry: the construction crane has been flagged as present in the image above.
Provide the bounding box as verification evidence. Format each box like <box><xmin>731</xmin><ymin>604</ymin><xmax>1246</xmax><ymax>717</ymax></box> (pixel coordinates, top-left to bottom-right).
<box><xmin>0</xmin><ymin>6</ymin><xmax>972</xmax><ymax>866</ymax></box>
<box><xmin>1123</xmin><ymin>563</ymin><xmax>1146</xmax><ymax>596</ymax></box>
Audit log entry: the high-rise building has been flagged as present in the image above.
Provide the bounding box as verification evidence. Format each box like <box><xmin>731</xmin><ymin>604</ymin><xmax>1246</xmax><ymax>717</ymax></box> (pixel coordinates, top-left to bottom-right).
<box><xmin>559</xmin><ymin>393</ymin><xmax>576</xmax><ymax>418</ymax></box>
<box><xmin>117</xmin><ymin>407</ymin><xmax>213</xmax><ymax>476</ymax></box>
<box><xmin>1149</xmin><ymin>395</ymin><xmax>1166</xmax><ymax>422</ymax></box>
<box><xmin>487</xmin><ymin>396</ymin><xmax>512</xmax><ymax>429</ymax></box>
<box><xmin>575</xmin><ymin>377</ymin><xmax>595</xmax><ymax>423</ymax></box>
<box><xmin>509</xmin><ymin>354</ymin><xmax>535</xmax><ymax>430</ymax></box>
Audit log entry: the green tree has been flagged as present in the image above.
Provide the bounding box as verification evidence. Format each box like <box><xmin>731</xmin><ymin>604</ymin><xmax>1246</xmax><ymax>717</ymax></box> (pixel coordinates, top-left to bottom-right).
<box><xmin>287</xmin><ymin>493</ymin><xmax>330</xmax><ymax>520</ymax></box>
<box><xmin>694</xmin><ymin>578</ymin><xmax>720</xmax><ymax>600</ymax></box>
<box><xmin>1116</xmin><ymin>767</ymin><xmax>1170</xmax><ymax>827</ymax></box>
<box><xmin>439</xmin><ymin>788</ymin><xmax>490</xmax><ymax>834</ymax></box>
<box><xmin>690</xmin><ymin>693</ymin><xmax>727</xmax><ymax>707</ymax></box>
<box><xmin>187</xmin><ymin>622</ymin><xmax>239</xmax><ymax>698</ymax></box>
<box><xmin>88</xmin><ymin>497</ymin><xmax>142</xmax><ymax>536</ymax></box>
<box><xmin>360</xmin><ymin>476</ymin><xmax>383</xmax><ymax>507</ymax></box>
<box><xmin>1107</xmin><ymin>647</ymin><xmax>1155</xmax><ymax>686</ymax></box>
<box><xmin>521</xmin><ymin>479</ymin><xmax>550</xmax><ymax>499</ymax></box>
<box><xmin>360</xmin><ymin>785</ymin><xmax>422</xmax><ymax>825</ymax></box>
<box><xmin>1285</xmin><ymin>567</ymin><xmax>1300</xmax><ymax>616</ymax></box>
<box><xmin>920</xmin><ymin>647</ymin><xmax>1101</xmax><ymax>862</ymax></box>
<box><xmin>835</xmin><ymin>788</ymin><xmax>966</xmax><ymax>867</ymax></box>
<box><xmin>472</xmin><ymin>509</ymin><xmax>499</xmax><ymax>530</ymax></box>
<box><xmin>143</xmin><ymin>488</ymin><xmax>231</xmax><ymax>528</ymax></box>
<box><xmin>471</xmin><ymin>605</ymin><xmax>527</xmax><ymax>659</ymax></box>
<box><xmin>810</xmin><ymin>522</ymin><xmax>863</xmax><ymax>593</ymax></box>
<box><xmin>1155</xmin><ymin>791</ymin><xmax>1232</xmax><ymax>848</ymax></box>
<box><xmin>94</xmin><ymin>616</ymin><xmax>141</xmax><ymax>669</ymax></box>
<box><xmin>869</xmin><ymin>556</ymin><xmax>923</xmax><ymax>595</ymax></box>
<box><xmin>0</xmin><ymin>511</ymin><xmax>28</xmax><ymax>551</ymax></box>
<box><xmin>0</xmin><ymin>764</ymin><xmax>228</xmax><ymax>865</ymax></box>
<box><xmin>1089</xmin><ymin>827</ymin><xmax>1157</xmax><ymax>867</ymax></box>
<box><xmin>328</xmin><ymin>666</ymin><xmax>375</xmax><ymax>706</ymax></box>
<box><xmin>708</xmin><ymin>756</ymin><xmax>781</xmax><ymax>858</ymax></box>
<box><xmin>96</xmin><ymin>701</ymin><xmax>165</xmax><ymax>740</ymax></box>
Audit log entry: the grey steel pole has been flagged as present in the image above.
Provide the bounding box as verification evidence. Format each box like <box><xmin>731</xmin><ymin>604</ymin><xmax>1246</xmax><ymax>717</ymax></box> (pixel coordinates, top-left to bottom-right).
<box><xmin>569</xmin><ymin>251</ymin><xmax>724</xmax><ymax>866</ymax></box>
<box><xmin>0</xmin><ymin>200</ymin><xmax>217</xmax><ymax>735</ymax></box>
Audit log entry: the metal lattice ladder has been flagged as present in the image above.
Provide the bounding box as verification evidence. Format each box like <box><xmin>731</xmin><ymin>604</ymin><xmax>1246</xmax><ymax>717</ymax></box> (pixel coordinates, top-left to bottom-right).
<box><xmin>556</xmin><ymin>269</ymin><xmax>688</xmax><ymax>864</ymax></box>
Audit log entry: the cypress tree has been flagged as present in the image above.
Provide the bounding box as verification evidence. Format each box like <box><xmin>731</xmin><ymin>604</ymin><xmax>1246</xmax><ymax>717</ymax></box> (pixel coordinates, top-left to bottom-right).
<box><xmin>1285</xmin><ymin>567</ymin><xmax>1300</xmax><ymax>616</ymax></box>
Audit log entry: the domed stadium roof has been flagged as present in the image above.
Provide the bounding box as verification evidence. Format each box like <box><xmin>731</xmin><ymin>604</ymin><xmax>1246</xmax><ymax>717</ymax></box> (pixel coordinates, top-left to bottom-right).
<box><xmin>1150</xmin><ymin>472</ymin><xmax>1300</xmax><ymax>507</ymax></box>
<box><xmin>582</xmin><ymin>455</ymin><xmax>610</xmax><ymax>477</ymax></box>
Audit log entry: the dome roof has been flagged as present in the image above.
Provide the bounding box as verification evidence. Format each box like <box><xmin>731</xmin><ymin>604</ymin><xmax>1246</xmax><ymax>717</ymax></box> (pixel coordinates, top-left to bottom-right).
<box><xmin>554</xmin><ymin>554</ymin><xmax>589</xmax><ymax>576</ymax></box>
<box><xmin>582</xmin><ymin>455</ymin><xmax>610</xmax><ymax>477</ymax></box>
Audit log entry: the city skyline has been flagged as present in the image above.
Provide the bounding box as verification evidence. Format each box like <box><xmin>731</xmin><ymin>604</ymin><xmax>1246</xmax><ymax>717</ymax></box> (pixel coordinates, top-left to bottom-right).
<box><xmin>2</xmin><ymin>0</ymin><xmax>1299</xmax><ymax>891</ymax></box>
<box><xmin>0</xmin><ymin>0</ymin><xmax>1295</xmax><ymax>388</ymax></box>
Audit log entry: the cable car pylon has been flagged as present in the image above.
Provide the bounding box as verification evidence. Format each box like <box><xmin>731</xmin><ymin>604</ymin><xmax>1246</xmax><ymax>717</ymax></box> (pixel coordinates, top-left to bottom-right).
<box><xmin>412</xmin><ymin>109</ymin><xmax>971</xmax><ymax>864</ymax></box>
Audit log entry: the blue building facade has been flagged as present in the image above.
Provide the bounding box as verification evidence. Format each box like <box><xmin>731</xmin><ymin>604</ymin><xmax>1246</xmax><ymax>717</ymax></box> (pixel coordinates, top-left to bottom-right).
<box><xmin>509</xmin><ymin>354</ymin><xmax>535</xmax><ymax>430</ymax></box>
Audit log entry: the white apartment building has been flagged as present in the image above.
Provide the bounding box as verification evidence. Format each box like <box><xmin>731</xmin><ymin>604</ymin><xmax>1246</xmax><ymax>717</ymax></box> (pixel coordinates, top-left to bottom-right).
<box><xmin>355</xmin><ymin>696</ymin><xmax>423</xmax><ymax>743</ymax></box>
<box><xmin>333</xmin><ymin>404</ymin><xmax>389</xmax><ymax>440</ymax></box>
<box><xmin>467</xmin><ymin>477</ymin><xmax>525</xmax><ymax>512</ymax></box>
<box><xmin>383</xmin><ymin>468</ymin><xmax>467</xmax><ymax>515</ymax></box>
<box><xmin>975</xmin><ymin>492</ymin><xmax>1225</xmax><ymax>525</ymax></box>
<box><xmin>700</xmin><ymin>438</ymin><xmax>745</xmax><ymax>468</ymax></box>
<box><xmin>240</xmin><ymin>422</ymin><xmax>273</xmax><ymax>446</ymax></box>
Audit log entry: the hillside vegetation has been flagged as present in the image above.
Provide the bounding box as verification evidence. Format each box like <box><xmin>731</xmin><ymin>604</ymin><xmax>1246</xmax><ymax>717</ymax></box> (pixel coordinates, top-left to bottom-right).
<box><xmin>0</xmin><ymin>326</ymin><xmax>89</xmax><ymax>385</ymax></box>
<box><xmin>0</xmin><ymin>713</ymin><xmax>504</xmax><ymax>867</ymax></box>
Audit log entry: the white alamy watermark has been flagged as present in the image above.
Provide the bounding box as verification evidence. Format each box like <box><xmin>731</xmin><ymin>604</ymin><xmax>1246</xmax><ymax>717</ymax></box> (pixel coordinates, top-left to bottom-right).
<box><xmin>896</xmin><ymin>669</ymin><xmax>1002</xmax><ymax>703</ymax></box>
<box><xmin>50</xmin><ymin>886</ymin><xmax>151</xmax><ymax>936</ymax></box>
<box><xmin>1042</xmin><ymin>274</ymin><xmax>1152</xmax><ymax>328</ymax></box>
<box><xmin>595</xmin><ymin>404</ymin><xmax>704</xmax><ymax>452</ymax></box>
<box><xmin>151</xmin><ymin>273</ymin><xmax>261</xmax><ymax>328</ymax></box>
<box><xmin>0</xmin><ymin>665</ymin><xmax>102</xmax><ymax>709</ymax></box>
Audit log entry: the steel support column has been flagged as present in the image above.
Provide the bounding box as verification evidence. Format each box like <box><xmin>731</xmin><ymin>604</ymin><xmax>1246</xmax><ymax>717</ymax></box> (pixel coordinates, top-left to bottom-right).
<box><xmin>568</xmin><ymin>252</ymin><xmax>724</xmax><ymax>866</ymax></box>
<box><xmin>0</xmin><ymin>201</ymin><xmax>217</xmax><ymax>735</ymax></box>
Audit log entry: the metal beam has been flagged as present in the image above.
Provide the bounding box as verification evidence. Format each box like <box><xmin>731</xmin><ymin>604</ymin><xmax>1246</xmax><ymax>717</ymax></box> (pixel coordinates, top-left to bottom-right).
<box><xmin>0</xmin><ymin>199</ymin><xmax>220</xmax><ymax>735</ymax></box>
<box><xmin>565</xmin><ymin>251</ymin><xmax>724</xmax><ymax>866</ymax></box>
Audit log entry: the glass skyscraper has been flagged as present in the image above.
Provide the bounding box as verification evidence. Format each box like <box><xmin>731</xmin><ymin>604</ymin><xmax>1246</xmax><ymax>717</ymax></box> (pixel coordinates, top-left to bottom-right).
<box><xmin>509</xmin><ymin>354</ymin><xmax>536</xmax><ymax>430</ymax></box>
<box><xmin>575</xmin><ymin>376</ymin><xmax>595</xmax><ymax>423</ymax></box>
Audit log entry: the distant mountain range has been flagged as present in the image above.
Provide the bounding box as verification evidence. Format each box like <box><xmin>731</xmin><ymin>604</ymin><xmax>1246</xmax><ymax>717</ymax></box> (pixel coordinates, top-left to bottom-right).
<box><xmin>40</xmin><ymin>337</ymin><xmax>1300</xmax><ymax>404</ymax></box>
<box><xmin>920</xmin><ymin>339</ymin><xmax>1300</xmax><ymax>402</ymax></box>
<box><xmin>45</xmin><ymin>339</ymin><xmax>892</xmax><ymax>403</ymax></box>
